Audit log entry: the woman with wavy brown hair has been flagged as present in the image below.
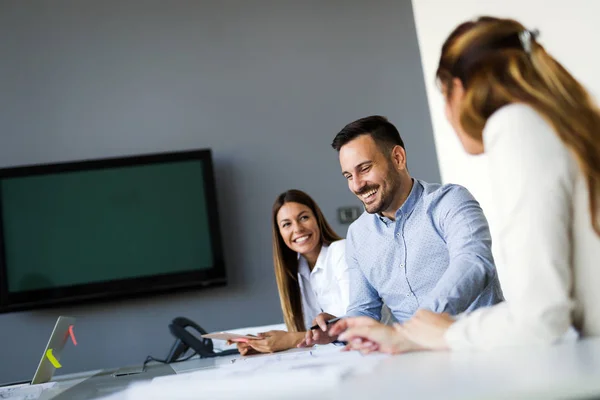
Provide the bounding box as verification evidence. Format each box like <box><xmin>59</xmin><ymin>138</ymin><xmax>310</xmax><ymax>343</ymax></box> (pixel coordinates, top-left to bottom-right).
<box><xmin>336</xmin><ymin>16</ymin><xmax>600</xmax><ymax>352</ymax></box>
<box><xmin>233</xmin><ymin>189</ymin><xmax>349</xmax><ymax>355</ymax></box>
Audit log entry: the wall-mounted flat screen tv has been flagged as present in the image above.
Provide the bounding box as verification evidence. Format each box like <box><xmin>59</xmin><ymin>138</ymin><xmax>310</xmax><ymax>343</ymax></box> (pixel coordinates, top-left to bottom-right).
<box><xmin>0</xmin><ymin>149</ymin><xmax>226</xmax><ymax>313</ymax></box>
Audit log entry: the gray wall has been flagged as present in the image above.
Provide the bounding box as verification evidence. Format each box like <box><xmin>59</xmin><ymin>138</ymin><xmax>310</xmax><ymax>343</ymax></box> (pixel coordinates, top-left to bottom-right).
<box><xmin>0</xmin><ymin>0</ymin><xmax>438</xmax><ymax>383</ymax></box>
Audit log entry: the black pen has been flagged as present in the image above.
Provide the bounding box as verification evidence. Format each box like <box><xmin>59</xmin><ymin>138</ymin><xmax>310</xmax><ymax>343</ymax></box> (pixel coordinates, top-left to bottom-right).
<box><xmin>309</xmin><ymin>317</ymin><xmax>342</xmax><ymax>330</ymax></box>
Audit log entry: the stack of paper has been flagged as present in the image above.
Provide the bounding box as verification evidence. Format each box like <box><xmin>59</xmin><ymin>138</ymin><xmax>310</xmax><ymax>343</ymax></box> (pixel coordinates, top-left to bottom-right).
<box><xmin>98</xmin><ymin>345</ymin><xmax>388</xmax><ymax>400</ymax></box>
<box><xmin>98</xmin><ymin>364</ymin><xmax>350</xmax><ymax>400</ymax></box>
<box><xmin>0</xmin><ymin>382</ymin><xmax>56</xmax><ymax>400</ymax></box>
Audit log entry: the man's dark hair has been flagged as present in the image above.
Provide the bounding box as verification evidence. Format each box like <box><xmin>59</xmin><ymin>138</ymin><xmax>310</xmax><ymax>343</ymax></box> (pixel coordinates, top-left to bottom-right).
<box><xmin>331</xmin><ymin>115</ymin><xmax>405</xmax><ymax>153</ymax></box>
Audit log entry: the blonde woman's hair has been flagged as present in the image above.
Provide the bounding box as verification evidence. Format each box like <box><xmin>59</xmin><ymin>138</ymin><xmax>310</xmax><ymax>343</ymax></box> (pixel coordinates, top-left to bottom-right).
<box><xmin>437</xmin><ymin>16</ymin><xmax>600</xmax><ymax>235</ymax></box>
<box><xmin>271</xmin><ymin>190</ymin><xmax>342</xmax><ymax>332</ymax></box>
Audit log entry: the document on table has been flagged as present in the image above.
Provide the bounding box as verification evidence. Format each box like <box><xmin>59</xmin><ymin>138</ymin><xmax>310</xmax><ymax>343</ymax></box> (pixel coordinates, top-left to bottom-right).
<box><xmin>154</xmin><ymin>346</ymin><xmax>332</xmax><ymax>383</ymax></box>
<box><xmin>96</xmin><ymin>345</ymin><xmax>389</xmax><ymax>400</ymax></box>
<box><xmin>210</xmin><ymin>323</ymin><xmax>287</xmax><ymax>352</ymax></box>
<box><xmin>99</xmin><ymin>363</ymin><xmax>352</xmax><ymax>400</ymax></box>
<box><xmin>0</xmin><ymin>382</ymin><xmax>56</xmax><ymax>400</ymax></box>
<box><xmin>158</xmin><ymin>344</ymin><xmax>378</xmax><ymax>383</ymax></box>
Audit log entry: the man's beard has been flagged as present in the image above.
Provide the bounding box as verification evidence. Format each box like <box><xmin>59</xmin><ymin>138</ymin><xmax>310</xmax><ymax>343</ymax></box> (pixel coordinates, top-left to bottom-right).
<box><xmin>359</xmin><ymin>175</ymin><xmax>401</xmax><ymax>215</ymax></box>
<box><xmin>361</xmin><ymin>185</ymin><xmax>383</xmax><ymax>214</ymax></box>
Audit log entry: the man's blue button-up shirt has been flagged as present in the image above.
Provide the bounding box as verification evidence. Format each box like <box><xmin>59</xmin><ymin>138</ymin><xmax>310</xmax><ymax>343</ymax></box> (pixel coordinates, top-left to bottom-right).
<box><xmin>346</xmin><ymin>179</ymin><xmax>503</xmax><ymax>322</ymax></box>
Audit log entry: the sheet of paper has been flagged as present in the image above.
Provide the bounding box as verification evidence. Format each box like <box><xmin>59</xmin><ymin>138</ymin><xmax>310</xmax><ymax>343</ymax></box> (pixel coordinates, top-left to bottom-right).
<box><xmin>151</xmin><ymin>348</ymin><xmax>318</xmax><ymax>384</ymax></box>
<box><xmin>96</xmin><ymin>342</ymin><xmax>390</xmax><ymax>400</ymax></box>
<box><xmin>0</xmin><ymin>382</ymin><xmax>56</xmax><ymax>400</ymax></box>
<box><xmin>201</xmin><ymin>332</ymin><xmax>257</xmax><ymax>341</ymax></box>
<box><xmin>97</xmin><ymin>363</ymin><xmax>352</xmax><ymax>400</ymax></box>
<box><xmin>235</xmin><ymin>345</ymin><xmax>388</xmax><ymax>375</ymax></box>
<box><xmin>153</xmin><ymin>344</ymin><xmax>386</xmax><ymax>385</ymax></box>
<box><xmin>210</xmin><ymin>323</ymin><xmax>287</xmax><ymax>352</ymax></box>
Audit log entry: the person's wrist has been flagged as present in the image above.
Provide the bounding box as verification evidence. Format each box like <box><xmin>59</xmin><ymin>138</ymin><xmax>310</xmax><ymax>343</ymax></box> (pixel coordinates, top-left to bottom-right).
<box><xmin>290</xmin><ymin>332</ymin><xmax>305</xmax><ymax>347</ymax></box>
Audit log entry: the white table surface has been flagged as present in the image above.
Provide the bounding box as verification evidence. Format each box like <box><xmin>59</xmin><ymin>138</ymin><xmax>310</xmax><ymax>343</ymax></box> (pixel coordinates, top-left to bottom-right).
<box><xmin>7</xmin><ymin>335</ymin><xmax>600</xmax><ymax>399</ymax></box>
<box><xmin>337</xmin><ymin>337</ymin><xmax>600</xmax><ymax>400</ymax></box>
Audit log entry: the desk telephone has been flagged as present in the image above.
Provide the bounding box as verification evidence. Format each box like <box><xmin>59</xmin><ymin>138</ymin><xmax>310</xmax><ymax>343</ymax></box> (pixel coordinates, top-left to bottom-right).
<box><xmin>165</xmin><ymin>317</ymin><xmax>238</xmax><ymax>362</ymax></box>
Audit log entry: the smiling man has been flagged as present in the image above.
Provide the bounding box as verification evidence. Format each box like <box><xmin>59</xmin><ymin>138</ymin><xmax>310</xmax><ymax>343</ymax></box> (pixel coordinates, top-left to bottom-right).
<box><xmin>325</xmin><ymin>115</ymin><xmax>503</xmax><ymax>328</ymax></box>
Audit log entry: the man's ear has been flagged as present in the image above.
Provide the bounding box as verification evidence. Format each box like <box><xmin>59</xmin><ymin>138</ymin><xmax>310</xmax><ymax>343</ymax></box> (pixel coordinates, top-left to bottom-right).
<box><xmin>390</xmin><ymin>145</ymin><xmax>407</xmax><ymax>171</ymax></box>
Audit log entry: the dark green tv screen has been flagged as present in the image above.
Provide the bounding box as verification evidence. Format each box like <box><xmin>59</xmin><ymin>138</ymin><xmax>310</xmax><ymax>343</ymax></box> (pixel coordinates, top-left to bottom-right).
<box><xmin>0</xmin><ymin>149</ymin><xmax>226</xmax><ymax>313</ymax></box>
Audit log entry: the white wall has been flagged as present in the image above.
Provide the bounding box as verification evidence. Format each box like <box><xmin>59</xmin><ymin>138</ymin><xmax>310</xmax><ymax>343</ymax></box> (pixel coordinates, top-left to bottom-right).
<box><xmin>411</xmin><ymin>0</ymin><xmax>600</xmax><ymax>238</ymax></box>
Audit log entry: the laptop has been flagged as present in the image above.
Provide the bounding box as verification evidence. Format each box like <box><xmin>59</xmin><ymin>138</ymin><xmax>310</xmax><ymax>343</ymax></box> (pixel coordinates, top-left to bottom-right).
<box><xmin>31</xmin><ymin>316</ymin><xmax>76</xmax><ymax>384</ymax></box>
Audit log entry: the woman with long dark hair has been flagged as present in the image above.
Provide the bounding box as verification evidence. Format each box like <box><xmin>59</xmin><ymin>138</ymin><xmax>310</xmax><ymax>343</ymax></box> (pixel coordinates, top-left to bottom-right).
<box><xmin>234</xmin><ymin>189</ymin><xmax>349</xmax><ymax>354</ymax></box>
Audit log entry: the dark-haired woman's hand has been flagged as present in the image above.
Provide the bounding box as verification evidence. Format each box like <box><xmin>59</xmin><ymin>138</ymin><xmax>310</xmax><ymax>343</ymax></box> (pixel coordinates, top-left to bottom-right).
<box><xmin>236</xmin><ymin>341</ymin><xmax>259</xmax><ymax>356</ymax></box>
<box><xmin>225</xmin><ymin>340</ymin><xmax>259</xmax><ymax>356</ymax></box>
<box><xmin>246</xmin><ymin>330</ymin><xmax>304</xmax><ymax>353</ymax></box>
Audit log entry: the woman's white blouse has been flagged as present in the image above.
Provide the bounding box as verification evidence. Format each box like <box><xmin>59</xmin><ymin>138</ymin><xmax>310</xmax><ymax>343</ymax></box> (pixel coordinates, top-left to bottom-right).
<box><xmin>445</xmin><ymin>103</ymin><xmax>600</xmax><ymax>349</ymax></box>
<box><xmin>297</xmin><ymin>240</ymin><xmax>350</xmax><ymax>330</ymax></box>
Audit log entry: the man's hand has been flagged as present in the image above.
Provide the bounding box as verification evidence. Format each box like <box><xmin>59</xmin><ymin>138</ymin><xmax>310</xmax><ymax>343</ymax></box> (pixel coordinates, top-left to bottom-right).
<box><xmin>299</xmin><ymin>313</ymin><xmax>338</xmax><ymax>347</ymax></box>
<box><xmin>400</xmin><ymin>309</ymin><xmax>454</xmax><ymax>350</ymax></box>
<box><xmin>338</xmin><ymin>321</ymin><xmax>424</xmax><ymax>354</ymax></box>
<box><xmin>313</xmin><ymin>312</ymin><xmax>337</xmax><ymax>331</ymax></box>
<box><xmin>328</xmin><ymin>316</ymin><xmax>379</xmax><ymax>336</ymax></box>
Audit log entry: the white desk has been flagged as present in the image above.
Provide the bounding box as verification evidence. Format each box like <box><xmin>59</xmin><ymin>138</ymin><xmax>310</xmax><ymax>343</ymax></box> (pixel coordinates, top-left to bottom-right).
<box><xmin>340</xmin><ymin>337</ymin><xmax>600</xmax><ymax>400</ymax></box>
<box><xmin>7</xmin><ymin>337</ymin><xmax>600</xmax><ymax>399</ymax></box>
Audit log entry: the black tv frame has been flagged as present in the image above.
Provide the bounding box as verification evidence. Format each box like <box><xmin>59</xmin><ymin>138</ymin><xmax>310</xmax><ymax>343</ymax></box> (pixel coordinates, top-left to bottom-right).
<box><xmin>0</xmin><ymin>149</ymin><xmax>227</xmax><ymax>313</ymax></box>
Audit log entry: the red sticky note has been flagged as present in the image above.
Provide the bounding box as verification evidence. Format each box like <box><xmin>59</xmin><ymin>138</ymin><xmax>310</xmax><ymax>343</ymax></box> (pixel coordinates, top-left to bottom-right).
<box><xmin>68</xmin><ymin>325</ymin><xmax>77</xmax><ymax>346</ymax></box>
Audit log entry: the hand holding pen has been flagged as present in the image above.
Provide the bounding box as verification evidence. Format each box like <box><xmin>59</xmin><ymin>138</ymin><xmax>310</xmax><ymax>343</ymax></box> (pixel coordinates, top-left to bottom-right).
<box><xmin>298</xmin><ymin>313</ymin><xmax>341</xmax><ymax>347</ymax></box>
<box><xmin>309</xmin><ymin>316</ymin><xmax>342</xmax><ymax>331</ymax></box>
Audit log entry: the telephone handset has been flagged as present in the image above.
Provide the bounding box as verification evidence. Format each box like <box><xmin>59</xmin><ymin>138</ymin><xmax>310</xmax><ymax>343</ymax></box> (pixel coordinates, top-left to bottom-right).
<box><xmin>165</xmin><ymin>316</ymin><xmax>238</xmax><ymax>363</ymax></box>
